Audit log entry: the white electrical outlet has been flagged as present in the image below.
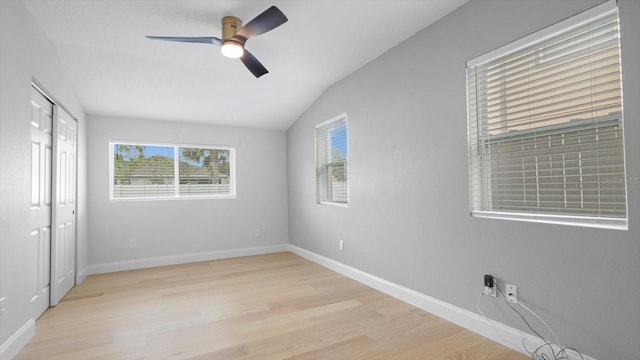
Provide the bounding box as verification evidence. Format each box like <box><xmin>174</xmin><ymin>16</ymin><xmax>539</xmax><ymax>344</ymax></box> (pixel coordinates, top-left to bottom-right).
<box><xmin>506</xmin><ymin>284</ymin><xmax>518</xmax><ymax>303</ymax></box>
<box><xmin>0</xmin><ymin>297</ymin><xmax>6</xmax><ymax>316</ymax></box>
<box><xmin>484</xmin><ymin>285</ymin><xmax>496</xmax><ymax>297</ymax></box>
<box><xmin>483</xmin><ymin>275</ymin><xmax>496</xmax><ymax>297</ymax></box>
<box><xmin>339</xmin><ymin>240</ymin><xmax>344</xmax><ymax>251</ymax></box>
<box><xmin>130</xmin><ymin>238</ymin><xmax>137</xmax><ymax>249</ymax></box>
<box><xmin>254</xmin><ymin>228</ymin><xmax>261</xmax><ymax>238</ymax></box>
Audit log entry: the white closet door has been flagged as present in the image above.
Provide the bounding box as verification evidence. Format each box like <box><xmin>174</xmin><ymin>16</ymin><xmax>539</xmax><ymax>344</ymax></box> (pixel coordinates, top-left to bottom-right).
<box><xmin>50</xmin><ymin>106</ymin><xmax>77</xmax><ymax>306</ymax></box>
<box><xmin>29</xmin><ymin>86</ymin><xmax>53</xmax><ymax>318</ymax></box>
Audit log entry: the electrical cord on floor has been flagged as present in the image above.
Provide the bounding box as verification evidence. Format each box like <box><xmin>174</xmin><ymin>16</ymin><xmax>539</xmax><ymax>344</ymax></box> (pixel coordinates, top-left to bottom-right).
<box><xmin>529</xmin><ymin>340</ymin><xmax>584</xmax><ymax>360</ymax></box>
<box><xmin>478</xmin><ymin>285</ymin><xmax>585</xmax><ymax>360</ymax></box>
<box><xmin>556</xmin><ymin>347</ymin><xmax>585</xmax><ymax>360</ymax></box>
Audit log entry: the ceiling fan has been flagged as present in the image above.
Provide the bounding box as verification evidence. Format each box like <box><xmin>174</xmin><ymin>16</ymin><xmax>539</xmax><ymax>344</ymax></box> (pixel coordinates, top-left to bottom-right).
<box><xmin>146</xmin><ymin>6</ymin><xmax>288</xmax><ymax>78</ymax></box>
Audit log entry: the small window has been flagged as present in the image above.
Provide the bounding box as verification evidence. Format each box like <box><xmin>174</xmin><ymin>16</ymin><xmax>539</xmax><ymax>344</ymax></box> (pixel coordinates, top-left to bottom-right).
<box><xmin>466</xmin><ymin>1</ymin><xmax>627</xmax><ymax>229</ymax></box>
<box><xmin>316</xmin><ymin>113</ymin><xmax>348</xmax><ymax>205</ymax></box>
<box><xmin>111</xmin><ymin>142</ymin><xmax>235</xmax><ymax>200</ymax></box>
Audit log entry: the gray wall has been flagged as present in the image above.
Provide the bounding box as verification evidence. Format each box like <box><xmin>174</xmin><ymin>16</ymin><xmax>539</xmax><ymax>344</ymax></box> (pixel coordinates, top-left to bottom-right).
<box><xmin>0</xmin><ymin>0</ymin><xmax>87</xmax><ymax>353</ymax></box>
<box><xmin>286</xmin><ymin>0</ymin><xmax>640</xmax><ymax>359</ymax></box>
<box><xmin>87</xmin><ymin>116</ymin><xmax>288</xmax><ymax>265</ymax></box>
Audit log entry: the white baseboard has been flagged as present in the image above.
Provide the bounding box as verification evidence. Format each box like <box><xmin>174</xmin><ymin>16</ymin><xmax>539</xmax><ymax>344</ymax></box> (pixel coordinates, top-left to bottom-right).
<box><xmin>76</xmin><ymin>266</ymin><xmax>89</xmax><ymax>284</ymax></box>
<box><xmin>0</xmin><ymin>319</ymin><xmax>35</xmax><ymax>360</ymax></box>
<box><xmin>287</xmin><ymin>244</ymin><xmax>595</xmax><ymax>360</ymax></box>
<box><xmin>87</xmin><ymin>244</ymin><xmax>288</xmax><ymax>275</ymax></box>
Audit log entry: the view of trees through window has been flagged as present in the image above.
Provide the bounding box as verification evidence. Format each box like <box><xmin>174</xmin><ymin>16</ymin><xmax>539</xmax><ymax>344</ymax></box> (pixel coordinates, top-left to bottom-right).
<box><xmin>112</xmin><ymin>143</ymin><xmax>233</xmax><ymax>199</ymax></box>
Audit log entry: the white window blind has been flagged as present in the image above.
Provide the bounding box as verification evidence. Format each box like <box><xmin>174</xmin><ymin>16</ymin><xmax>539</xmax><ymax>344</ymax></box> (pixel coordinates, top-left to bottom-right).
<box><xmin>316</xmin><ymin>114</ymin><xmax>348</xmax><ymax>205</ymax></box>
<box><xmin>466</xmin><ymin>1</ymin><xmax>627</xmax><ymax>229</ymax></box>
<box><xmin>111</xmin><ymin>142</ymin><xmax>235</xmax><ymax>200</ymax></box>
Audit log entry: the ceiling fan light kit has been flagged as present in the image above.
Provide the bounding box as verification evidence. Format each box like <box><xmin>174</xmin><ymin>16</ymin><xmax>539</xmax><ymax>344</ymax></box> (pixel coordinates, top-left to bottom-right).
<box><xmin>221</xmin><ymin>16</ymin><xmax>244</xmax><ymax>58</ymax></box>
<box><xmin>146</xmin><ymin>6</ymin><xmax>288</xmax><ymax>78</ymax></box>
<box><xmin>221</xmin><ymin>40</ymin><xmax>244</xmax><ymax>58</ymax></box>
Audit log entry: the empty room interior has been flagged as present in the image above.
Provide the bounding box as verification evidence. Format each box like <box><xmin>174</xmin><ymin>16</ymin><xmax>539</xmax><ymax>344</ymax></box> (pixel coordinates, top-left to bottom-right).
<box><xmin>1</xmin><ymin>0</ymin><xmax>639</xmax><ymax>359</ymax></box>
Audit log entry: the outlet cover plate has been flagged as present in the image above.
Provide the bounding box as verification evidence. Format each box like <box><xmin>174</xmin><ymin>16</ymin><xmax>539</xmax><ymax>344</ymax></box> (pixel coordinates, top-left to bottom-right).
<box><xmin>506</xmin><ymin>284</ymin><xmax>518</xmax><ymax>303</ymax></box>
<box><xmin>0</xmin><ymin>297</ymin><xmax>6</xmax><ymax>316</ymax></box>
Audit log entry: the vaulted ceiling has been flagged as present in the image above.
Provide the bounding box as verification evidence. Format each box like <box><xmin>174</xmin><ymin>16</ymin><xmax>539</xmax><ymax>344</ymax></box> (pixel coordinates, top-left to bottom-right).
<box><xmin>23</xmin><ymin>0</ymin><xmax>468</xmax><ymax>129</ymax></box>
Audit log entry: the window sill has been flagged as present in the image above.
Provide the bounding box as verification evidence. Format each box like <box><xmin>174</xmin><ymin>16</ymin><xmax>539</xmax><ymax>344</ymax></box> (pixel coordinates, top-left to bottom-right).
<box><xmin>471</xmin><ymin>210</ymin><xmax>627</xmax><ymax>231</ymax></box>
<box><xmin>111</xmin><ymin>194</ymin><xmax>236</xmax><ymax>202</ymax></box>
<box><xmin>318</xmin><ymin>201</ymin><xmax>349</xmax><ymax>208</ymax></box>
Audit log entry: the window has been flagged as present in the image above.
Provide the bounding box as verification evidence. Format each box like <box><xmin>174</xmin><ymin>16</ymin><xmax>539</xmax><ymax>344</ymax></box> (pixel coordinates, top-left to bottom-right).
<box><xmin>466</xmin><ymin>1</ymin><xmax>627</xmax><ymax>229</ymax></box>
<box><xmin>111</xmin><ymin>142</ymin><xmax>235</xmax><ymax>200</ymax></box>
<box><xmin>316</xmin><ymin>113</ymin><xmax>348</xmax><ymax>205</ymax></box>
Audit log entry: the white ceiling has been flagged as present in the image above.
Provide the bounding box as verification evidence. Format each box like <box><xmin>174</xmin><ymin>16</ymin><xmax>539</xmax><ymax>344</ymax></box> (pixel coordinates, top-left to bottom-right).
<box><xmin>22</xmin><ymin>0</ymin><xmax>468</xmax><ymax>130</ymax></box>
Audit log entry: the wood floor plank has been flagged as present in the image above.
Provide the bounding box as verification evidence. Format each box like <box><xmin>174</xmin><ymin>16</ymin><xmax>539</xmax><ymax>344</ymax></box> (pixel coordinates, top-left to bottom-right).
<box><xmin>15</xmin><ymin>252</ymin><xmax>527</xmax><ymax>360</ymax></box>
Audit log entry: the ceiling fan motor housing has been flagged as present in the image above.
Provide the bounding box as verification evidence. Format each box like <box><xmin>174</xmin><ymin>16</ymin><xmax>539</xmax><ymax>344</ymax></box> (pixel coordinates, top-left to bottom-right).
<box><xmin>222</xmin><ymin>16</ymin><xmax>243</xmax><ymax>41</ymax></box>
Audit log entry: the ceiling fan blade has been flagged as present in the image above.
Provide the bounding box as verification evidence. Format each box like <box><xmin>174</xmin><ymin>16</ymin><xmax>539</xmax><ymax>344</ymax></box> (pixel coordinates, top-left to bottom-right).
<box><xmin>240</xmin><ymin>49</ymin><xmax>268</xmax><ymax>78</ymax></box>
<box><xmin>235</xmin><ymin>6</ymin><xmax>288</xmax><ymax>40</ymax></box>
<box><xmin>146</xmin><ymin>36</ymin><xmax>221</xmax><ymax>46</ymax></box>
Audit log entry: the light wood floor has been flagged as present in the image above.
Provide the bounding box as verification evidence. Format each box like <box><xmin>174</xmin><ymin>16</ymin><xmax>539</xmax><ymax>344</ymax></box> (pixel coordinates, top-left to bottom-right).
<box><xmin>16</xmin><ymin>252</ymin><xmax>527</xmax><ymax>360</ymax></box>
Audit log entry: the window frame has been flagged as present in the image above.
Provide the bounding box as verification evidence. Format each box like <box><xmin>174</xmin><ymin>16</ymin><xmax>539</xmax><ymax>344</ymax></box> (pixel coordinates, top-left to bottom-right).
<box><xmin>109</xmin><ymin>140</ymin><xmax>236</xmax><ymax>201</ymax></box>
<box><xmin>315</xmin><ymin>113</ymin><xmax>349</xmax><ymax>207</ymax></box>
<box><xmin>465</xmin><ymin>0</ymin><xmax>628</xmax><ymax>230</ymax></box>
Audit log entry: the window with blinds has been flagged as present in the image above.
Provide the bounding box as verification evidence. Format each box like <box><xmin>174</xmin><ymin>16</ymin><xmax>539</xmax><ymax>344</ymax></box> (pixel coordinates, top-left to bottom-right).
<box><xmin>316</xmin><ymin>114</ymin><xmax>348</xmax><ymax>205</ymax></box>
<box><xmin>466</xmin><ymin>1</ymin><xmax>627</xmax><ymax>229</ymax></box>
<box><xmin>111</xmin><ymin>142</ymin><xmax>235</xmax><ymax>200</ymax></box>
